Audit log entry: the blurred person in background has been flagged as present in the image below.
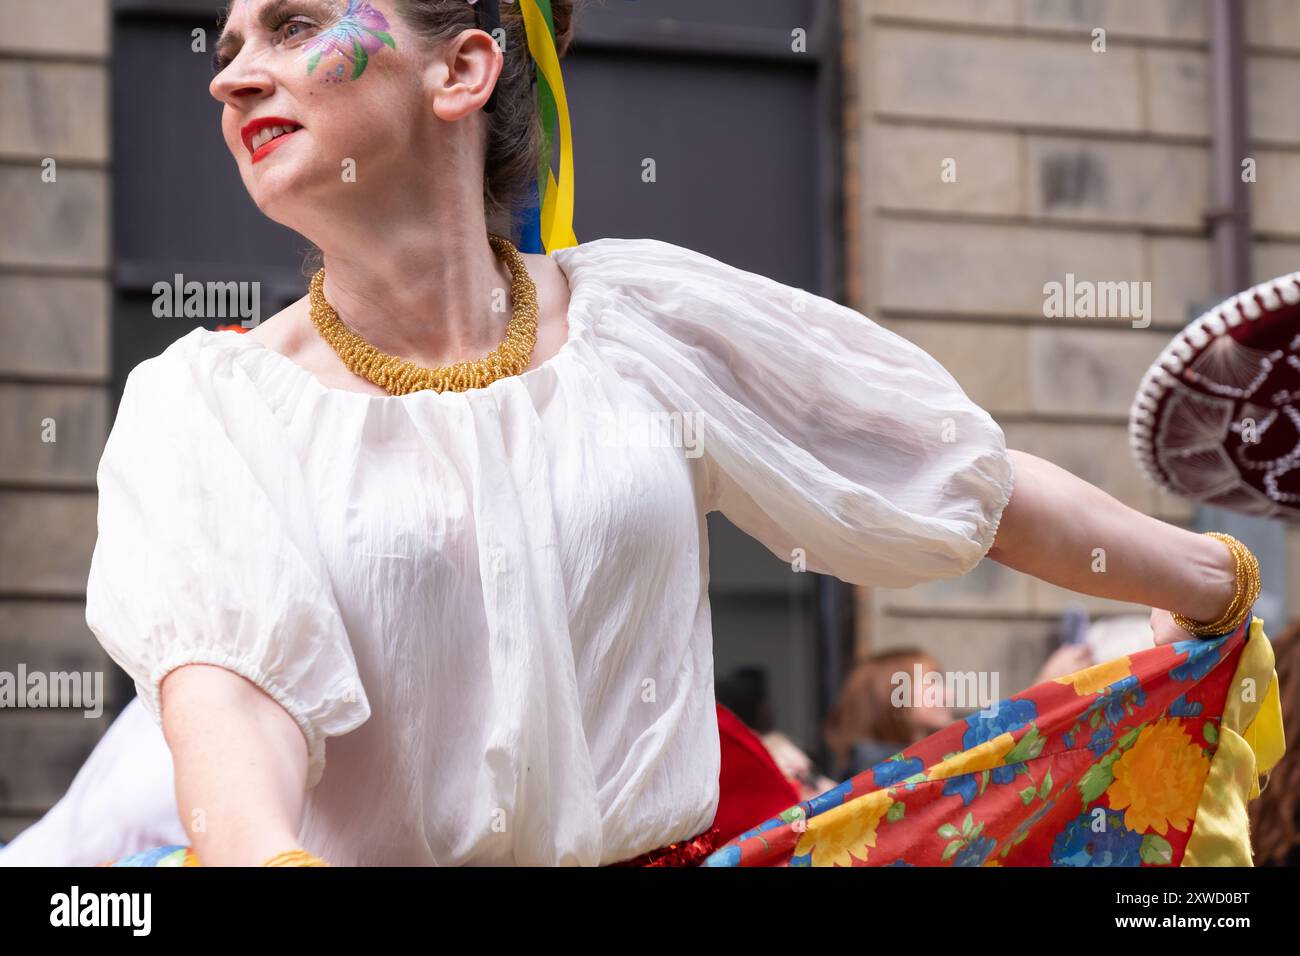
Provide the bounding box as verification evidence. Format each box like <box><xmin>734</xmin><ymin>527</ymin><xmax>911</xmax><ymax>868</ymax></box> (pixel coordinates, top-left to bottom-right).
<box><xmin>1031</xmin><ymin>612</ymin><xmax>1157</xmax><ymax>686</ymax></box>
<box><xmin>822</xmin><ymin>650</ymin><xmax>955</xmax><ymax>781</ymax></box>
<box><xmin>761</xmin><ymin>730</ymin><xmax>838</xmax><ymax>802</ymax></box>
<box><xmin>1249</xmin><ymin>617</ymin><xmax>1300</xmax><ymax>866</ymax></box>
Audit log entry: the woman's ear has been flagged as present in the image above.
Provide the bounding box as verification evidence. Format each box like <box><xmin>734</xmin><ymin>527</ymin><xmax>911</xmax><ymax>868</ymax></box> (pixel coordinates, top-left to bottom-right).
<box><xmin>428</xmin><ymin>29</ymin><xmax>503</xmax><ymax>122</ymax></box>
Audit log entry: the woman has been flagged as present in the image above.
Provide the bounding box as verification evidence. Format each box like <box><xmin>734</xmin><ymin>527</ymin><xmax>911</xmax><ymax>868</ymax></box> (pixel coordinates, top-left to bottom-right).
<box><xmin>66</xmin><ymin>0</ymin><xmax>1254</xmax><ymax>866</ymax></box>
<box><xmin>822</xmin><ymin>650</ymin><xmax>956</xmax><ymax>782</ymax></box>
<box><xmin>1249</xmin><ymin>617</ymin><xmax>1300</xmax><ymax>865</ymax></box>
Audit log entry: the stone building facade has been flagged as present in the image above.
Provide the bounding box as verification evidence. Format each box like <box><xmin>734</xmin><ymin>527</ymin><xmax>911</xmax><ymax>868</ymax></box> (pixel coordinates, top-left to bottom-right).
<box><xmin>842</xmin><ymin>0</ymin><xmax>1300</xmax><ymax>692</ymax></box>
<box><xmin>0</xmin><ymin>0</ymin><xmax>113</xmax><ymax>841</ymax></box>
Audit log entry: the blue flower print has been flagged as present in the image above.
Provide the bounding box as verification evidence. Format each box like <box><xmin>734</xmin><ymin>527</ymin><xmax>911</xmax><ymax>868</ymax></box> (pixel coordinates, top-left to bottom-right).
<box><xmin>1087</xmin><ymin>675</ymin><xmax>1145</xmax><ymax>726</ymax></box>
<box><xmin>872</xmin><ymin>756</ymin><xmax>923</xmax><ymax>787</ymax></box>
<box><xmin>962</xmin><ymin>698</ymin><xmax>1037</xmax><ymax>750</ymax></box>
<box><xmin>1171</xmin><ymin>635</ymin><xmax>1228</xmax><ymax>682</ymax></box>
<box><xmin>1087</xmin><ymin>725</ymin><xmax>1114</xmax><ymax>758</ymax></box>
<box><xmin>990</xmin><ymin>765</ymin><xmax>1018</xmax><ymax>785</ymax></box>
<box><xmin>943</xmin><ymin>773</ymin><xmax>979</xmax><ymax>806</ymax></box>
<box><xmin>1050</xmin><ymin>810</ymin><xmax>1143</xmax><ymax>867</ymax></box>
<box><xmin>953</xmin><ymin>835</ymin><xmax>997</xmax><ymax>867</ymax></box>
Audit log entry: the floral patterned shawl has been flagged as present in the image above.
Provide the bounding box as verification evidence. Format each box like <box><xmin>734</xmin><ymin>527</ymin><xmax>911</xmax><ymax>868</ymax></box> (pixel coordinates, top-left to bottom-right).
<box><xmin>705</xmin><ymin>612</ymin><xmax>1284</xmax><ymax>867</ymax></box>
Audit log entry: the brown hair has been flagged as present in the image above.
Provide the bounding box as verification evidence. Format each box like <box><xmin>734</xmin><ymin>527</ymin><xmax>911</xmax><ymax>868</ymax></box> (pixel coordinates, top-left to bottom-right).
<box><xmin>822</xmin><ymin>649</ymin><xmax>942</xmax><ymax>772</ymax></box>
<box><xmin>395</xmin><ymin>0</ymin><xmax>579</xmax><ymax>218</ymax></box>
<box><xmin>1248</xmin><ymin>616</ymin><xmax>1300</xmax><ymax>865</ymax></box>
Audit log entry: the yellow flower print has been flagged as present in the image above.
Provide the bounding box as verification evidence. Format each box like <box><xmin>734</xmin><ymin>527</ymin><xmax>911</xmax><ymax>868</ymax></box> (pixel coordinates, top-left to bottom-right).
<box><xmin>1106</xmin><ymin>718</ymin><xmax>1209</xmax><ymax>835</ymax></box>
<box><xmin>795</xmin><ymin>789</ymin><xmax>894</xmax><ymax>867</ymax></box>
<box><xmin>926</xmin><ymin>732</ymin><xmax>1017</xmax><ymax>782</ymax></box>
<box><xmin>1054</xmin><ymin>656</ymin><xmax>1132</xmax><ymax>696</ymax></box>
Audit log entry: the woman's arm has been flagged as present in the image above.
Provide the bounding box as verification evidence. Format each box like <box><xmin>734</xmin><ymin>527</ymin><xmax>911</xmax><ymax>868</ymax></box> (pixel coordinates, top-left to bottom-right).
<box><xmin>987</xmin><ymin>450</ymin><xmax>1240</xmax><ymax>645</ymax></box>
<box><xmin>160</xmin><ymin>664</ymin><xmax>310</xmax><ymax>866</ymax></box>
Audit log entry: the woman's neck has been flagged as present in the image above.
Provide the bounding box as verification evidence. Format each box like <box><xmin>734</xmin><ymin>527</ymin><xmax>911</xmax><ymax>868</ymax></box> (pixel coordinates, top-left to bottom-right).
<box><xmin>313</xmin><ymin>212</ymin><xmax>515</xmax><ymax>369</ymax></box>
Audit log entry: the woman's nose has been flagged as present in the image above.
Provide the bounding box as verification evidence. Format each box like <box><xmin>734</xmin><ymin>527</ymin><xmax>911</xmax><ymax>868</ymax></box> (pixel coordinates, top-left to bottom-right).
<box><xmin>209</xmin><ymin>53</ymin><xmax>276</xmax><ymax>107</ymax></box>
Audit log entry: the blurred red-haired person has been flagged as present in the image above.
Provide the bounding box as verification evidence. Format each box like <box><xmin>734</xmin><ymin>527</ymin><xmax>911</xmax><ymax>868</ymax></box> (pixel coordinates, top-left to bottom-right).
<box><xmin>823</xmin><ymin>649</ymin><xmax>955</xmax><ymax>781</ymax></box>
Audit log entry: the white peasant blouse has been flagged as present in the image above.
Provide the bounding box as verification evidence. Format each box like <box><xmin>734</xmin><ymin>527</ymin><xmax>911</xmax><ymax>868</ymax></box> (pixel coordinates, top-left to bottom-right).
<box><xmin>84</xmin><ymin>237</ymin><xmax>1015</xmax><ymax>866</ymax></box>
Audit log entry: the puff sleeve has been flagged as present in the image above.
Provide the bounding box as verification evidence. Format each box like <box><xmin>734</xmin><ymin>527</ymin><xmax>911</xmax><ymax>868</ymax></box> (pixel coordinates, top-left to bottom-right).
<box><xmin>84</xmin><ymin>340</ymin><xmax>370</xmax><ymax>788</ymax></box>
<box><xmin>586</xmin><ymin>238</ymin><xmax>1016</xmax><ymax>589</ymax></box>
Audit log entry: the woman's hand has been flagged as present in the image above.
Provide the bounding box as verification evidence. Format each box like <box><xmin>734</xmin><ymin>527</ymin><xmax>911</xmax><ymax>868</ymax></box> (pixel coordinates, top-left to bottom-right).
<box><xmin>1150</xmin><ymin>608</ymin><xmax>1197</xmax><ymax>646</ymax></box>
<box><xmin>1034</xmin><ymin>642</ymin><xmax>1096</xmax><ymax>683</ymax></box>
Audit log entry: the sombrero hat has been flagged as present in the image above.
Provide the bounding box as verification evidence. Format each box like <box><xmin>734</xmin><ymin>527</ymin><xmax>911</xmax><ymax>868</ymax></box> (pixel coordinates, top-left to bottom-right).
<box><xmin>1130</xmin><ymin>269</ymin><xmax>1300</xmax><ymax>519</ymax></box>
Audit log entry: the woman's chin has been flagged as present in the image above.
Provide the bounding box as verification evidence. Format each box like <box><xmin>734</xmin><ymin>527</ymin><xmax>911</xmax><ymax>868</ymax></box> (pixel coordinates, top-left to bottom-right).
<box><xmin>243</xmin><ymin>163</ymin><xmax>316</xmax><ymax>219</ymax></box>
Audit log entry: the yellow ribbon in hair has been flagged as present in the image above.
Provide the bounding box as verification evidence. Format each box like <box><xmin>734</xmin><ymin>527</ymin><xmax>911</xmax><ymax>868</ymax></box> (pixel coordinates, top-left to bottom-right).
<box><xmin>519</xmin><ymin>0</ymin><xmax>577</xmax><ymax>253</ymax></box>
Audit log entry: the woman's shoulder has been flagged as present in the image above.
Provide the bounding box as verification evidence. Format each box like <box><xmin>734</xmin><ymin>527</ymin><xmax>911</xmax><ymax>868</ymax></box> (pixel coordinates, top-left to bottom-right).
<box><xmin>122</xmin><ymin>325</ymin><xmax>244</xmax><ymax>396</ymax></box>
<box><xmin>105</xmin><ymin>324</ymin><xmax>296</xmax><ymax>474</ymax></box>
<box><xmin>244</xmin><ymin>294</ymin><xmax>308</xmax><ymax>352</ymax></box>
<box><xmin>521</xmin><ymin>250</ymin><xmax>570</xmax><ymax>304</ymax></box>
<box><xmin>560</xmin><ymin>235</ymin><xmax>720</xmax><ymax>271</ymax></box>
<box><xmin>120</xmin><ymin>327</ymin><xmax>209</xmax><ymax>396</ymax></box>
<box><xmin>558</xmin><ymin>236</ymin><xmax>798</xmax><ymax>305</ymax></box>
<box><xmin>117</xmin><ymin>314</ymin><xmax>298</xmax><ymax>422</ymax></box>
<box><xmin>518</xmin><ymin>251</ymin><xmax>573</xmax><ymax>370</ymax></box>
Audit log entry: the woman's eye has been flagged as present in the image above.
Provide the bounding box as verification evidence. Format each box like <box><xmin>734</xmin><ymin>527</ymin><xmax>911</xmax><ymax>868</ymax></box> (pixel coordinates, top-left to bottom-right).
<box><xmin>209</xmin><ymin>13</ymin><xmax>316</xmax><ymax>74</ymax></box>
<box><xmin>278</xmin><ymin>17</ymin><xmax>316</xmax><ymax>42</ymax></box>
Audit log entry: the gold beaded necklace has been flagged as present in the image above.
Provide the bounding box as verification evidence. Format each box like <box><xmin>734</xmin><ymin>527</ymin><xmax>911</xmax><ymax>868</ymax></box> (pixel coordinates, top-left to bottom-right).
<box><xmin>308</xmin><ymin>233</ymin><xmax>539</xmax><ymax>396</ymax></box>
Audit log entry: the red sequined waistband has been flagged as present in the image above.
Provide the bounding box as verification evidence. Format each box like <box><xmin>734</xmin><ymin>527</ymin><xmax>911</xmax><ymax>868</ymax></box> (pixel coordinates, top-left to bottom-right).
<box><xmin>606</xmin><ymin>825</ymin><xmax>723</xmax><ymax>867</ymax></box>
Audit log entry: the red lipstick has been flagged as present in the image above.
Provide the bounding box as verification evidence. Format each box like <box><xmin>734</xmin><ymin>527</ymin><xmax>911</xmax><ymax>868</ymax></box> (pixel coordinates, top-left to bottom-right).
<box><xmin>240</xmin><ymin>116</ymin><xmax>303</xmax><ymax>165</ymax></box>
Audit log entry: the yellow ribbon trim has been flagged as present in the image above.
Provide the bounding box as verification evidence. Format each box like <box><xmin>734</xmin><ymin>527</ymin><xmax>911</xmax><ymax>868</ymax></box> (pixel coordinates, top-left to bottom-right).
<box><xmin>519</xmin><ymin>0</ymin><xmax>578</xmax><ymax>253</ymax></box>
<box><xmin>1182</xmin><ymin>616</ymin><xmax>1287</xmax><ymax>866</ymax></box>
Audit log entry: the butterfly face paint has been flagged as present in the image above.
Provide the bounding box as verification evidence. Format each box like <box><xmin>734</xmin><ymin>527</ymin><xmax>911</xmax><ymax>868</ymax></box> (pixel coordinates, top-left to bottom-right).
<box><xmin>301</xmin><ymin>0</ymin><xmax>396</xmax><ymax>83</ymax></box>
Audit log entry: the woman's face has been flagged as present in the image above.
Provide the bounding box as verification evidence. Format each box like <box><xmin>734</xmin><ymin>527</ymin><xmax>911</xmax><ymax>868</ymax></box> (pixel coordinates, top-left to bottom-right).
<box><xmin>208</xmin><ymin>0</ymin><xmax>490</xmax><ymax>227</ymax></box>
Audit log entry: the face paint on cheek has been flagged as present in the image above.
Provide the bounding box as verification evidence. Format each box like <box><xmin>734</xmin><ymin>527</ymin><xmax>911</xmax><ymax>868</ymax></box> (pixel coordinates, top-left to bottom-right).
<box><xmin>301</xmin><ymin>0</ymin><xmax>396</xmax><ymax>83</ymax></box>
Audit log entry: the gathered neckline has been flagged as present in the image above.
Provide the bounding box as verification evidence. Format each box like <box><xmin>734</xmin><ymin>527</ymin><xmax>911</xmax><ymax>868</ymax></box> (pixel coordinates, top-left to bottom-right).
<box><xmin>193</xmin><ymin>244</ymin><xmax>592</xmax><ymax>405</ymax></box>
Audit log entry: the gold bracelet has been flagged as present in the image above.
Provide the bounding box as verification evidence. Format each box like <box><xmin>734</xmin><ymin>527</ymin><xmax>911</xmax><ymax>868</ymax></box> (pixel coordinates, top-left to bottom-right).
<box><xmin>261</xmin><ymin>848</ymin><xmax>330</xmax><ymax>867</ymax></box>
<box><xmin>1170</xmin><ymin>532</ymin><xmax>1261</xmax><ymax>637</ymax></box>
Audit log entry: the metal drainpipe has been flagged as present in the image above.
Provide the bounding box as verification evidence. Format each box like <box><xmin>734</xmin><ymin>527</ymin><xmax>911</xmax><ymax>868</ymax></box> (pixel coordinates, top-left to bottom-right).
<box><xmin>1202</xmin><ymin>1</ymin><xmax>1288</xmax><ymax>627</ymax></box>
<box><xmin>1209</xmin><ymin>0</ymin><xmax>1250</xmax><ymax>295</ymax></box>
<box><xmin>816</xmin><ymin>0</ymin><xmax>854</xmax><ymax>758</ymax></box>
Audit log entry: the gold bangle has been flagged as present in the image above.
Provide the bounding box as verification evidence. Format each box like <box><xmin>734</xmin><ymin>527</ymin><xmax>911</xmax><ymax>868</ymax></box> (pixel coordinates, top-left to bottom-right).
<box><xmin>261</xmin><ymin>848</ymin><xmax>330</xmax><ymax>867</ymax></box>
<box><xmin>1170</xmin><ymin>532</ymin><xmax>1260</xmax><ymax>637</ymax></box>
